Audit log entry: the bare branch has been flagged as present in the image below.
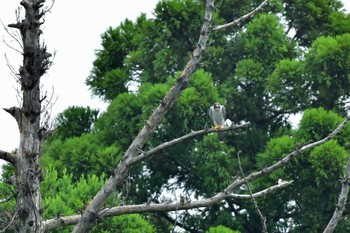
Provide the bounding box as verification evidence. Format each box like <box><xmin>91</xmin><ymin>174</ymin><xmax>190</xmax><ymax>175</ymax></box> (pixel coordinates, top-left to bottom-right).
<box><xmin>129</xmin><ymin>122</ymin><xmax>251</xmax><ymax>165</ymax></box>
<box><xmin>0</xmin><ymin>210</ymin><xmax>17</xmax><ymax>233</ymax></box>
<box><xmin>72</xmin><ymin>1</ymin><xmax>216</xmax><ymax>232</ymax></box>
<box><xmin>0</xmin><ymin>195</ymin><xmax>14</xmax><ymax>204</ymax></box>
<box><xmin>44</xmin><ymin>181</ymin><xmax>290</xmax><ymax>230</ymax></box>
<box><xmin>0</xmin><ymin>149</ymin><xmax>17</xmax><ymax>164</ymax></box>
<box><xmin>212</xmin><ymin>0</ymin><xmax>269</xmax><ymax>31</ymax></box>
<box><xmin>223</xmin><ymin>115</ymin><xmax>350</xmax><ymax>194</ymax></box>
<box><xmin>51</xmin><ymin>115</ymin><xmax>349</xmax><ymax>231</ymax></box>
<box><xmin>237</xmin><ymin>151</ymin><xmax>267</xmax><ymax>233</ymax></box>
<box><xmin>323</xmin><ymin>155</ymin><xmax>350</xmax><ymax>233</ymax></box>
<box><xmin>228</xmin><ymin>180</ymin><xmax>293</xmax><ymax>199</ymax></box>
<box><xmin>3</xmin><ymin>107</ymin><xmax>22</xmax><ymax>125</ymax></box>
<box><xmin>4</xmin><ymin>54</ymin><xmax>21</xmax><ymax>83</ymax></box>
<box><xmin>1</xmin><ymin>19</ymin><xmax>24</xmax><ymax>53</ymax></box>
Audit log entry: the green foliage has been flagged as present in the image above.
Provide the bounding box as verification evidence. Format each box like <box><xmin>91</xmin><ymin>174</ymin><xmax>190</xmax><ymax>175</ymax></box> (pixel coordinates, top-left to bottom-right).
<box><xmin>267</xmin><ymin>59</ymin><xmax>306</xmax><ymax>112</ymax></box>
<box><xmin>93</xmin><ymin>214</ymin><xmax>155</xmax><ymax>233</ymax></box>
<box><xmin>305</xmin><ymin>33</ymin><xmax>350</xmax><ymax>111</ymax></box>
<box><xmin>0</xmin><ymin>165</ymin><xmax>15</xmax><ymax>231</ymax></box>
<box><xmin>283</xmin><ymin>0</ymin><xmax>344</xmax><ymax>46</ymax></box>
<box><xmin>40</xmin><ymin>168</ymin><xmax>155</xmax><ymax>233</ymax></box>
<box><xmin>28</xmin><ymin>0</ymin><xmax>350</xmax><ymax>232</ymax></box>
<box><xmin>309</xmin><ymin>140</ymin><xmax>347</xmax><ymax>186</ymax></box>
<box><xmin>86</xmin><ymin>0</ymin><xmax>208</xmax><ymax>101</ymax></box>
<box><xmin>228</xmin><ymin>59</ymin><xmax>265</xmax><ymax>123</ymax></box>
<box><xmin>86</xmin><ymin>16</ymin><xmax>146</xmax><ymax>100</ymax></box>
<box><xmin>174</xmin><ymin>70</ymin><xmax>221</xmax><ymax>133</ymax></box>
<box><xmin>328</xmin><ymin>11</ymin><xmax>350</xmax><ymax>36</ymax></box>
<box><xmin>189</xmin><ymin>134</ymin><xmax>236</xmax><ymax>197</ymax></box>
<box><xmin>256</xmin><ymin>135</ymin><xmax>295</xmax><ymax>181</ymax></box>
<box><xmin>296</xmin><ymin>108</ymin><xmax>344</xmax><ymax>142</ymax></box>
<box><xmin>255</xmin><ymin>108</ymin><xmax>350</xmax><ymax>232</ymax></box>
<box><xmin>268</xmin><ymin>34</ymin><xmax>350</xmax><ymax>115</ymax></box>
<box><xmin>52</xmin><ymin>106</ymin><xmax>99</xmax><ymax>140</ymax></box>
<box><xmin>236</xmin><ymin>13</ymin><xmax>295</xmax><ymax>70</ymax></box>
<box><xmin>41</xmin><ymin>134</ymin><xmax>121</xmax><ymax>180</ymax></box>
<box><xmin>94</xmin><ymin>92</ymin><xmax>143</xmax><ymax>147</ymax></box>
<box><xmin>206</xmin><ymin>225</ymin><xmax>240</xmax><ymax>233</ymax></box>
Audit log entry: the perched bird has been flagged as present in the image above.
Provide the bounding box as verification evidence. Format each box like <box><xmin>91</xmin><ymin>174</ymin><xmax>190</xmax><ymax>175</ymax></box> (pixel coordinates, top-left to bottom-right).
<box><xmin>209</xmin><ymin>103</ymin><xmax>226</xmax><ymax>141</ymax></box>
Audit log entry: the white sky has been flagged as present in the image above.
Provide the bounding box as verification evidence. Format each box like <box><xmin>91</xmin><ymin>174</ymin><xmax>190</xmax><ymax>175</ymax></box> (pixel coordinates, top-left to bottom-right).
<box><xmin>0</xmin><ymin>1</ymin><xmax>349</xmax><ymax>169</ymax></box>
<box><xmin>0</xmin><ymin>1</ymin><xmax>158</xmax><ymax>156</ymax></box>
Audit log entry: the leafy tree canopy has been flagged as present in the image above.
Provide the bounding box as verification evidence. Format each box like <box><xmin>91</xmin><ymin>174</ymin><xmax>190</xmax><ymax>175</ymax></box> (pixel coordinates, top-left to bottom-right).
<box><xmin>7</xmin><ymin>0</ymin><xmax>349</xmax><ymax>232</ymax></box>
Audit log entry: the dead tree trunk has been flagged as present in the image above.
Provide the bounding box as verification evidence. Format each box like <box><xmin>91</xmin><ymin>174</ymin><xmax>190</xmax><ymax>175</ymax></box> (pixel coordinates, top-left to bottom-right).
<box><xmin>4</xmin><ymin>0</ymin><xmax>51</xmax><ymax>232</ymax></box>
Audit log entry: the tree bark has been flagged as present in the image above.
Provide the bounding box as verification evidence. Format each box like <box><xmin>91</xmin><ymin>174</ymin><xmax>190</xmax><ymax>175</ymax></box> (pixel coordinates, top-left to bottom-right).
<box><xmin>5</xmin><ymin>0</ymin><xmax>51</xmax><ymax>232</ymax></box>
<box><xmin>323</xmin><ymin>156</ymin><xmax>350</xmax><ymax>233</ymax></box>
<box><xmin>72</xmin><ymin>1</ymin><xmax>215</xmax><ymax>232</ymax></box>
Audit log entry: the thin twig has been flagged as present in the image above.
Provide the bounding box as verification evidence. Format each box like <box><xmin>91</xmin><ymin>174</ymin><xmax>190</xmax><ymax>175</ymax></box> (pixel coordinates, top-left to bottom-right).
<box><xmin>228</xmin><ymin>180</ymin><xmax>292</xmax><ymax>199</ymax></box>
<box><xmin>0</xmin><ymin>195</ymin><xmax>14</xmax><ymax>204</ymax></box>
<box><xmin>0</xmin><ymin>19</ymin><xmax>23</xmax><ymax>52</ymax></box>
<box><xmin>4</xmin><ymin>54</ymin><xmax>20</xmax><ymax>82</ymax></box>
<box><xmin>237</xmin><ymin>151</ymin><xmax>267</xmax><ymax>233</ymax></box>
<box><xmin>212</xmin><ymin>0</ymin><xmax>269</xmax><ymax>31</ymax></box>
<box><xmin>0</xmin><ymin>210</ymin><xmax>17</xmax><ymax>233</ymax></box>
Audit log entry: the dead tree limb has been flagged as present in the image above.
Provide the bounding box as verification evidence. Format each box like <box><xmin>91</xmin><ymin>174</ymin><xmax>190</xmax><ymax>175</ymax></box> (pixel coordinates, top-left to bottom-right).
<box><xmin>323</xmin><ymin>155</ymin><xmax>350</xmax><ymax>233</ymax></box>
<box><xmin>212</xmin><ymin>0</ymin><xmax>269</xmax><ymax>31</ymax></box>
<box><xmin>44</xmin><ymin>179</ymin><xmax>291</xmax><ymax>230</ymax></box>
<box><xmin>44</xmin><ymin>115</ymin><xmax>350</xmax><ymax>230</ymax></box>
<box><xmin>224</xmin><ymin>115</ymin><xmax>350</xmax><ymax>193</ymax></box>
<box><xmin>4</xmin><ymin>0</ymin><xmax>52</xmax><ymax>232</ymax></box>
<box><xmin>71</xmin><ymin>1</ymin><xmax>215</xmax><ymax>232</ymax></box>
<box><xmin>237</xmin><ymin>151</ymin><xmax>267</xmax><ymax>233</ymax></box>
<box><xmin>129</xmin><ymin>122</ymin><xmax>251</xmax><ymax>165</ymax></box>
<box><xmin>0</xmin><ymin>149</ymin><xmax>17</xmax><ymax>164</ymax></box>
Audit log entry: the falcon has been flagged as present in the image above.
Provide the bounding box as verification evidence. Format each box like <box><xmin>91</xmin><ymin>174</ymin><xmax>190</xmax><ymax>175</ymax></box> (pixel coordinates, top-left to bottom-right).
<box><xmin>209</xmin><ymin>103</ymin><xmax>226</xmax><ymax>141</ymax></box>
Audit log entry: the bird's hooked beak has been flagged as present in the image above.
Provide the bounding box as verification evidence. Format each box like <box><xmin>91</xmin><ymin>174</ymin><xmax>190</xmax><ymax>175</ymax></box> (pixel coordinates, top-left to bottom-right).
<box><xmin>214</xmin><ymin>103</ymin><xmax>220</xmax><ymax>109</ymax></box>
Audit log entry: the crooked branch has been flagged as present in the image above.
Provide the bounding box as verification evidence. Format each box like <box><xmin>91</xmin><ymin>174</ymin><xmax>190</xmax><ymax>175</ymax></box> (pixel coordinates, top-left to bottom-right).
<box><xmin>43</xmin><ymin>180</ymin><xmax>291</xmax><ymax>230</ymax></box>
<box><xmin>212</xmin><ymin>0</ymin><xmax>269</xmax><ymax>31</ymax></box>
<box><xmin>72</xmin><ymin>1</ymin><xmax>216</xmax><ymax>232</ymax></box>
<box><xmin>223</xmin><ymin>115</ymin><xmax>350</xmax><ymax>193</ymax></box>
<box><xmin>44</xmin><ymin>115</ymin><xmax>349</xmax><ymax>230</ymax></box>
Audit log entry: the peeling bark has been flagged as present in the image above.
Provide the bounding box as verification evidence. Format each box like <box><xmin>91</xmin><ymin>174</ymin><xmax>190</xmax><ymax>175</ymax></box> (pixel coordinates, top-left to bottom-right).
<box><xmin>5</xmin><ymin>0</ymin><xmax>51</xmax><ymax>232</ymax></box>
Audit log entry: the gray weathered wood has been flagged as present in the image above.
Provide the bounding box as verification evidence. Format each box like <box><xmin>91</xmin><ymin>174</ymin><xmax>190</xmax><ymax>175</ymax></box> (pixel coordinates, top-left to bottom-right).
<box><xmin>5</xmin><ymin>0</ymin><xmax>51</xmax><ymax>232</ymax></box>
